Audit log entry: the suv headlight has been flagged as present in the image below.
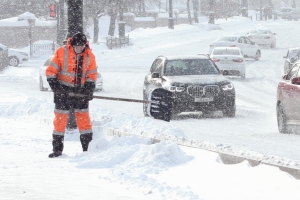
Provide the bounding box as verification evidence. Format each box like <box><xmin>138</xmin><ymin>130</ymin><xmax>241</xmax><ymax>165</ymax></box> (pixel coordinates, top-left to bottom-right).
<box><xmin>221</xmin><ymin>83</ymin><xmax>234</xmax><ymax>91</ymax></box>
<box><xmin>166</xmin><ymin>86</ymin><xmax>185</xmax><ymax>92</ymax></box>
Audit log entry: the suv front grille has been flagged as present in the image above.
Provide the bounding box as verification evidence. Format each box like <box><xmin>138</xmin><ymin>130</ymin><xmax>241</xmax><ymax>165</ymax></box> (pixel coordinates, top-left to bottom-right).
<box><xmin>187</xmin><ymin>85</ymin><xmax>219</xmax><ymax>97</ymax></box>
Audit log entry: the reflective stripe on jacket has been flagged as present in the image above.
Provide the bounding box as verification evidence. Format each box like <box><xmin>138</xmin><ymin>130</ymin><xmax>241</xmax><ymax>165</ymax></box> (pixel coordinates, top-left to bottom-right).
<box><xmin>46</xmin><ymin>38</ymin><xmax>97</xmax><ymax>88</ymax></box>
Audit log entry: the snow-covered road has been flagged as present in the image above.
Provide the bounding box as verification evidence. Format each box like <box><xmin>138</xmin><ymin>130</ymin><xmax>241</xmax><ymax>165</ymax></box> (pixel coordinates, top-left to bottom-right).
<box><xmin>2</xmin><ymin>16</ymin><xmax>300</xmax><ymax>200</ymax></box>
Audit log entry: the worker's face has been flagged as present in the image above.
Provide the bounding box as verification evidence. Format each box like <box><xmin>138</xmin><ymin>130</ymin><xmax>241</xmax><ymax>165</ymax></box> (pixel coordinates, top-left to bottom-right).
<box><xmin>73</xmin><ymin>45</ymin><xmax>85</xmax><ymax>54</ymax></box>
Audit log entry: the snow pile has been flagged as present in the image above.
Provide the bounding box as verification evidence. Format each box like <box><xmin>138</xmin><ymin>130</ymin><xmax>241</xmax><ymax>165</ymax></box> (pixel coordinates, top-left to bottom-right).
<box><xmin>73</xmin><ymin>136</ymin><xmax>197</xmax><ymax>200</ymax></box>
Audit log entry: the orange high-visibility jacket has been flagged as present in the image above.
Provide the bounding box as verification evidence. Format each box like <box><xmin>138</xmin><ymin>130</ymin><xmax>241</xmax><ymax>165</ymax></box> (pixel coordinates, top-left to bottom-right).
<box><xmin>46</xmin><ymin>38</ymin><xmax>97</xmax><ymax>88</ymax></box>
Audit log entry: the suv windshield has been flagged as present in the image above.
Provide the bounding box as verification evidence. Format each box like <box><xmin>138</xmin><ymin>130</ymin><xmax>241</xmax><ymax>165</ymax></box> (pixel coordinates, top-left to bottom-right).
<box><xmin>289</xmin><ymin>50</ymin><xmax>300</xmax><ymax>59</ymax></box>
<box><xmin>164</xmin><ymin>59</ymin><xmax>219</xmax><ymax>76</ymax></box>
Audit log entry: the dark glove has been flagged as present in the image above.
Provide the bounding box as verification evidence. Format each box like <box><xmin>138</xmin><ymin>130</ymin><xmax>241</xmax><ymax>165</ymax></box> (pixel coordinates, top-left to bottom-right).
<box><xmin>80</xmin><ymin>88</ymin><xmax>93</xmax><ymax>101</ymax></box>
<box><xmin>48</xmin><ymin>78</ymin><xmax>71</xmax><ymax>104</ymax></box>
<box><xmin>47</xmin><ymin>78</ymin><xmax>60</xmax><ymax>92</ymax></box>
<box><xmin>79</xmin><ymin>82</ymin><xmax>95</xmax><ymax>101</ymax></box>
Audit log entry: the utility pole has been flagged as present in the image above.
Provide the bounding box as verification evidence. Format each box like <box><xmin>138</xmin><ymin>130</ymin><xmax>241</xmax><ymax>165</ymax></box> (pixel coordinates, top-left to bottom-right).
<box><xmin>67</xmin><ymin>0</ymin><xmax>83</xmax><ymax>38</ymax></box>
<box><xmin>168</xmin><ymin>0</ymin><xmax>174</xmax><ymax>29</ymax></box>
<box><xmin>260</xmin><ymin>0</ymin><xmax>262</xmax><ymax>21</ymax></box>
<box><xmin>66</xmin><ymin>0</ymin><xmax>84</xmax><ymax>130</ymax></box>
<box><xmin>57</xmin><ymin>0</ymin><xmax>66</xmax><ymax>45</ymax></box>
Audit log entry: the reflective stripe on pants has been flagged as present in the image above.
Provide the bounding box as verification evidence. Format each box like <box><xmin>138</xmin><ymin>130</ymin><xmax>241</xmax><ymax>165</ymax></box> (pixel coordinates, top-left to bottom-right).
<box><xmin>53</xmin><ymin>109</ymin><xmax>92</xmax><ymax>135</ymax></box>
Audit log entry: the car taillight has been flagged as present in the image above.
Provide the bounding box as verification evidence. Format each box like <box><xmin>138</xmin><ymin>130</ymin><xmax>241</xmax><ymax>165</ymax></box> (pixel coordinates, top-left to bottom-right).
<box><xmin>232</xmin><ymin>59</ymin><xmax>243</xmax><ymax>62</ymax></box>
<box><xmin>230</xmin><ymin>45</ymin><xmax>236</xmax><ymax>47</ymax></box>
<box><xmin>212</xmin><ymin>58</ymin><xmax>220</xmax><ymax>62</ymax></box>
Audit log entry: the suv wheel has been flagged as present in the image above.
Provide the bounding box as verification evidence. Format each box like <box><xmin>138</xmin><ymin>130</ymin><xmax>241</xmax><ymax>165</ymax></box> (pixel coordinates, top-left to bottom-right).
<box><xmin>9</xmin><ymin>56</ymin><xmax>19</xmax><ymax>67</ymax></box>
<box><xmin>254</xmin><ymin>51</ymin><xmax>261</xmax><ymax>61</ymax></box>
<box><xmin>277</xmin><ymin>103</ymin><xmax>288</xmax><ymax>133</ymax></box>
<box><xmin>222</xmin><ymin>104</ymin><xmax>236</xmax><ymax>118</ymax></box>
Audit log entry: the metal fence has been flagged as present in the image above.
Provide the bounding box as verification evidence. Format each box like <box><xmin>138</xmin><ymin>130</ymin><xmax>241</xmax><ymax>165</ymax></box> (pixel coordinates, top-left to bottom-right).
<box><xmin>32</xmin><ymin>42</ymin><xmax>59</xmax><ymax>57</ymax></box>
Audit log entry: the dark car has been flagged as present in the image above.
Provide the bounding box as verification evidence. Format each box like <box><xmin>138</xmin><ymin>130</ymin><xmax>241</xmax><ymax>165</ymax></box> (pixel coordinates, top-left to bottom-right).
<box><xmin>143</xmin><ymin>55</ymin><xmax>236</xmax><ymax>119</ymax></box>
<box><xmin>273</xmin><ymin>7</ymin><xmax>300</xmax><ymax>21</ymax></box>
<box><xmin>283</xmin><ymin>47</ymin><xmax>300</xmax><ymax>74</ymax></box>
<box><xmin>277</xmin><ymin>60</ymin><xmax>300</xmax><ymax>133</ymax></box>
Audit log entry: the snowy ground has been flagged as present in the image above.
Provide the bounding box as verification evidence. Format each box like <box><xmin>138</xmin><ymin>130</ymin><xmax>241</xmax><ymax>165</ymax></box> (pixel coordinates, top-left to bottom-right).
<box><xmin>1</xmin><ymin>14</ymin><xmax>300</xmax><ymax>199</ymax></box>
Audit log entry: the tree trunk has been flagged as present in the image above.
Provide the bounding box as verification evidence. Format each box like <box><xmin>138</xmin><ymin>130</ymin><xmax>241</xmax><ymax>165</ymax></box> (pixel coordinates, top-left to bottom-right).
<box><xmin>108</xmin><ymin>13</ymin><xmax>117</xmax><ymax>36</ymax></box>
<box><xmin>93</xmin><ymin>16</ymin><xmax>99</xmax><ymax>43</ymax></box>
<box><xmin>187</xmin><ymin>0</ymin><xmax>192</xmax><ymax>24</ymax></box>
<box><xmin>142</xmin><ymin>0</ymin><xmax>146</xmax><ymax>17</ymax></box>
<box><xmin>192</xmin><ymin>0</ymin><xmax>199</xmax><ymax>23</ymax></box>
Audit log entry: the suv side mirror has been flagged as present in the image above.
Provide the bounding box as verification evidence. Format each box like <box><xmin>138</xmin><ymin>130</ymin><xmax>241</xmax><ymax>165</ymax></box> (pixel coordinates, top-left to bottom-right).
<box><xmin>282</xmin><ymin>74</ymin><xmax>287</xmax><ymax>79</ymax></box>
<box><xmin>292</xmin><ymin>77</ymin><xmax>300</xmax><ymax>85</ymax></box>
<box><xmin>152</xmin><ymin>72</ymin><xmax>160</xmax><ymax>78</ymax></box>
<box><xmin>291</xmin><ymin>58</ymin><xmax>295</xmax><ymax>63</ymax></box>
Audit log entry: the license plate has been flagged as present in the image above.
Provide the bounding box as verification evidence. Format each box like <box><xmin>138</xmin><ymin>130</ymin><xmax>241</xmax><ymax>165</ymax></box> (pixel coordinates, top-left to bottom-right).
<box><xmin>221</xmin><ymin>60</ymin><xmax>231</xmax><ymax>64</ymax></box>
<box><xmin>195</xmin><ymin>97</ymin><xmax>213</xmax><ymax>102</ymax></box>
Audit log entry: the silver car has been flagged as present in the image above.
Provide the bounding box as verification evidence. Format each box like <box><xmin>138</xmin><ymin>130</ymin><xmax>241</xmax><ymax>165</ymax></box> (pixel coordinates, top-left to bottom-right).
<box><xmin>247</xmin><ymin>29</ymin><xmax>276</xmax><ymax>48</ymax></box>
<box><xmin>209</xmin><ymin>35</ymin><xmax>261</xmax><ymax>60</ymax></box>
<box><xmin>273</xmin><ymin>7</ymin><xmax>300</xmax><ymax>21</ymax></box>
<box><xmin>210</xmin><ymin>47</ymin><xmax>246</xmax><ymax>79</ymax></box>
<box><xmin>283</xmin><ymin>47</ymin><xmax>300</xmax><ymax>74</ymax></box>
<box><xmin>39</xmin><ymin>57</ymin><xmax>103</xmax><ymax>91</ymax></box>
<box><xmin>0</xmin><ymin>43</ymin><xmax>28</xmax><ymax>67</ymax></box>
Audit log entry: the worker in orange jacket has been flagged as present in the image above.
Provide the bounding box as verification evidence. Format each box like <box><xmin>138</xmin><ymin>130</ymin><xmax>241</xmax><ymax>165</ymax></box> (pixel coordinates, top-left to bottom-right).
<box><xmin>46</xmin><ymin>32</ymin><xmax>98</xmax><ymax>158</ymax></box>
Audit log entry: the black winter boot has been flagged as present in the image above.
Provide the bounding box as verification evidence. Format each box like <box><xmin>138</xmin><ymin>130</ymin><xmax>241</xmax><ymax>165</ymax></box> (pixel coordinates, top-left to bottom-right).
<box><xmin>80</xmin><ymin>133</ymin><xmax>93</xmax><ymax>151</ymax></box>
<box><xmin>49</xmin><ymin>135</ymin><xmax>64</xmax><ymax>158</ymax></box>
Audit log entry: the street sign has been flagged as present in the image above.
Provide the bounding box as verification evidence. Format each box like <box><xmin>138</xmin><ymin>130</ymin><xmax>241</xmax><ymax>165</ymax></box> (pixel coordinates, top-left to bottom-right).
<box><xmin>50</xmin><ymin>3</ymin><xmax>56</xmax><ymax>18</ymax></box>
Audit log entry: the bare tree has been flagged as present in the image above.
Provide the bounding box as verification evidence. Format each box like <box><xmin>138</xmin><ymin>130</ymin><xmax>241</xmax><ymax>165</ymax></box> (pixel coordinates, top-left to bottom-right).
<box><xmin>192</xmin><ymin>0</ymin><xmax>199</xmax><ymax>23</ymax></box>
<box><xmin>108</xmin><ymin>0</ymin><xmax>118</xmax><ymax>36</ymax></box>
<box><xmin>187</xmin><ymin>0</ymin><xmax>192</xmax><ymax>24</ymax></box>
<box><xmin>93</xmin><ymin>11</ymin><xmax>106</xmax><ymax>43</ymax></box>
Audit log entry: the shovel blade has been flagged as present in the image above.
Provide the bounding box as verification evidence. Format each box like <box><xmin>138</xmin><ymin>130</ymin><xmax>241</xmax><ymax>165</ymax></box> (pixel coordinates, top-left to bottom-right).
<box><xmin>148</xmin><ymin>88</ymin><xmax>173</xmax><ymax>122</ymax></box>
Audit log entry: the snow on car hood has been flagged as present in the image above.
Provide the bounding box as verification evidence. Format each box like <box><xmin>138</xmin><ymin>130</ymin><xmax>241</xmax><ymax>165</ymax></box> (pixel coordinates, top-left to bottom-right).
<box><xmin>7</xmin><ymin>48</ymin><xmax>28</xmax><ymax>57</ymax></box>
<box><xmin>162</xmin><ymin>74</ymin><xmax>230</xmax><ymax>86</ymax></box>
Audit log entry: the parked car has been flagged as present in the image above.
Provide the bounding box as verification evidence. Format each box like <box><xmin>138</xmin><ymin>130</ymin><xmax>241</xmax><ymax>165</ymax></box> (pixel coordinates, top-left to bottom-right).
<box><xmin>247</xmin><ymin>29</ymin><xmax>276</xmax><ymax>48</ymax></box>
<box><xmin>0</xmin><ymin>43</ymin><xmax>28</xmax><ymax>67</ymax></box>
<box><xmin>210</xmin><ymin>47</ymin><xmax>246</xmax><ymax>79</ymax></box>
<box><xmin>39</xmin><ymin>56</ymin><xmax>103</xmax><ymax>91</ymax></box>
<box><xmin>209</xmin><ymin>35</ymin><xmax>261</xmax><ymax>60</ymax></box>
<box><xmin>273</xmin><ymin>7</ymin><xmax>300</xmax><ymax>21</ymax></box>
<box><xmin>277</xmin><ymin>60</ymin><xmax>300</xmax><ymax>133</ymax></box>
<box><xmin>283</xmin><ymin>47</ymin><xmax>300</xmax><ymax>74</ymax></box>
<box><xmin>143</xmin><ymin>55</ymin><xmax>236</xmax><ymax>119</ymax></box>
<box><xmin>0</xmin><ymin>44</ymin><xmax>9</xmax><ymax>69</ymax></box>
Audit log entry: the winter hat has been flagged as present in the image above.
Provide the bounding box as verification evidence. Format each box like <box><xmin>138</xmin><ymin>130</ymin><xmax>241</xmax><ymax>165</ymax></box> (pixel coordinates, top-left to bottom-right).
<box><xmin>71</xmin><ymin>32</ymin><xmax>87</xmax><ymax>46</ymax></box>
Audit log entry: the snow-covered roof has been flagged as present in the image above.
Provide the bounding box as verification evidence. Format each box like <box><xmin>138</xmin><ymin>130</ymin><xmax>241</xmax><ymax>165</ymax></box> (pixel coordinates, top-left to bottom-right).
<box><xmin>0</xmin><ymin>12</ymin><xmax>56</xmax><ymax>27</ymax></box>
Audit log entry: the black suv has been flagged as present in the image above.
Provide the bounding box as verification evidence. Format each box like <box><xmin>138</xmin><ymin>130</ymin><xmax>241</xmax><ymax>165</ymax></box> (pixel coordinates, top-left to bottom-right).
<box><xmin>143</xmin><ymin>55</ymin><xmax>236</xmax><ymax>118</ymax></box>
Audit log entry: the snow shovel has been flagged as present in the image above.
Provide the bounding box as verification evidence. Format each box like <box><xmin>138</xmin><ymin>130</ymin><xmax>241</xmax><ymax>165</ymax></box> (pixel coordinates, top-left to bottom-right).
<box><xmin>69</xmin><ymin>88</ymin><xmax>173</xmax><ymax>122</ymax></box>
